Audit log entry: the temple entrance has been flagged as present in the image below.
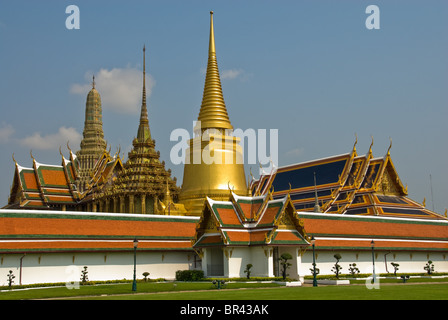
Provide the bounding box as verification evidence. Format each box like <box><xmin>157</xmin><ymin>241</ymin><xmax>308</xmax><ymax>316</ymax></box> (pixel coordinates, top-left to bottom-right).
<box><xmin>207</xmin><ymin>247</ymin><xmax>224</xmax><ymax>276</ymax></box>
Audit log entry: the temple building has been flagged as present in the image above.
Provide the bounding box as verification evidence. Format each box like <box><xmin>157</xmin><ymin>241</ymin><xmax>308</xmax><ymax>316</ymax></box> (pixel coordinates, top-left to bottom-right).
<box><xmin>252</xmin><ymin>138</ymin><xmax>446</xmax><ymax>221</ymax></box>
<box><xmin>4</xmin><ymin>46</ymin><xmax>181</xmax><ymax>215</ymax></box>
<box><xmin>78</xmin><ymin>46</ymin><xmax>182</xmax><ymax>215</ymax></box>
<box><xmin>0</xmin><ymin>12</ymin><xmax>446</xmax><ymax>285</ymax></box>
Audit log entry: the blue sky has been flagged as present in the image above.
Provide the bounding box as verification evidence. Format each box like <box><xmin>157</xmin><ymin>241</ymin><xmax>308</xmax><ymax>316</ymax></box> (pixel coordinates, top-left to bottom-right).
<box><xmin>0</xmin><ymin>1</ymin><xmax>447</xmax><ymax>214</ymax></box>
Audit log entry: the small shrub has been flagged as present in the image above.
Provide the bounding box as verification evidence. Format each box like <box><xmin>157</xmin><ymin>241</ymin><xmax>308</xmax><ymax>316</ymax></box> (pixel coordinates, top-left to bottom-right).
<box><xmin>309</xmin><ymin>265</ymin><xmax>320</xmax><ymax>276</ymax></box>
<box><xmin>142</xmin><ymin>272</ymin><xmax>150</xmax><ymax>282</ymax></box>
<box><xmin>391</xmin><ymin>262</ymin><xmax>399</xmax><ymax>276</ymax></box>
<box><xmin>348</xmin><ymin>263</ymin><xmax>360</xmax><ymax>276</ymax></box>
<box><xmin>279</xmin><ymin>253</ymin><xmax>292</xmax><ymax>280</ymax></box>
<box><xmin>80</xmin><ymin>266</ymin><xmax>89</xmax><ymax>284</ymax></box>
<box><xmin>7</xmin><ymin>270</ymin><xmax>15</xmax><ymax>288</ymax></box>
<box><xmin>331</xmin><ymin>254</ymin><xmax>342</xmax><ymax>279</ymax></box>
<box><xmin>424</xmin><ymin>260</ymin><xmax>435</xmax><ymax>275</ymax></box>
<box><xmin>244</xmin><ymin>264</ymin><xmax>253</xmax><ymax>279</ymax></box>
<box><xmin>175</xmin><ymin>270</ymin><xmax>204</xmax><ymax>281</ymax></box>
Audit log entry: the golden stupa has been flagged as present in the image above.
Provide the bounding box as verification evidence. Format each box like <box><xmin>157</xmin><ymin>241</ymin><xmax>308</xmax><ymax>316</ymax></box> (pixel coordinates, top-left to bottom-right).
<box><xmin>179</xmin><ymin>12</ymin><xmax>247</xmax><ymax>215</ymax></box>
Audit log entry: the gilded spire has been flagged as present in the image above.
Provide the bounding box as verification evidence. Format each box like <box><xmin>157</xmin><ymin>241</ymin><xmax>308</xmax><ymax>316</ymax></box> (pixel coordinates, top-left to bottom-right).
<box><xmin>137</xmin><ymin>45</ymin><xmax>151</xmax><ymax>142</ymax></box>
<box><xmin>197</xmin><ymin>11</ymin><xmax>233</xmax><ymax>131</ymax></box>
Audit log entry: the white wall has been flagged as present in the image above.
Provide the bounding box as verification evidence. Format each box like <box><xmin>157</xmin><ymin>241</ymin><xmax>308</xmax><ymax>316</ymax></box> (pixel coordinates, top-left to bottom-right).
<box><xmin>203</xmin><ymin>246</ymin><xmax>276</xmax><ymax>278</ymax></box>
<box><xmin>0</xmin><ymin>251</ymin><xmax>198</xmax><ymax>286</ymax></box>
<box><xmin>224</xmin><ymin>247</ymin><xmax>274</xmax><ymax>278</ymax></box>
<box><xmin>299</xmin><ymin>250</ymin><xmax>448</xmax><ymax>278</ymax></box>
<box><xmin>2</xmin><ymin>248</ymin><xmax>446</xmax><ymax>286</ymax></box>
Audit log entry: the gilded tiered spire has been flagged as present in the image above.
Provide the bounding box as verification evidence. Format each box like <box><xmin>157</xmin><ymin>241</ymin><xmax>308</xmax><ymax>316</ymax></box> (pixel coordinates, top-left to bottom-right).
<box><xmin>137</xmin><ymin>45</ymin><xmax>151</xmax><ymax>143</ymax></box>
<box><xmin>179</xmin><ymin>12</ymin><xmax>247</xmax><ymax>215</ymax></box>
<box><xmin>128</xmin><ymin>45</ymin><xmax>157</xmax><ymax>163</ymax></box>
<box><xmin>197</xmin><ymin>11</ymin><xmax>232</xmax><ymax>131</ymax></box>
<box><xmin>76</xmin><ymin>76</ymin><xmax>107</xmax><ymax>192</ymax></box>
<box><xmin>103</xmin><ymin>46</ymin><xmax>179</xmax><ymax>214</ymax></box>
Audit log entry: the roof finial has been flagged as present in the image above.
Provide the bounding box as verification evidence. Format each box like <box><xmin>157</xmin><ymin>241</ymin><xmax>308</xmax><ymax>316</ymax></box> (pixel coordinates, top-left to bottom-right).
<box><xmin>368</xmin><ymin>135</ymin><xmax>374</xmax><ymax>156</ymax></box>
<box><xmin>141</xmin><ymin>44</ymin><xmax>147</xmax><ymax>115</ymax></box>
<box><xmin>387</xmin><ymin>137</ymin><xmax>392</xmax><ymax>156</ymax></box>
<box><xmin>92</xmin><ymin>75</ymin><xmax>95</xmax><ymax>89</ymax></box>
<box><xmin>353</xmin><ymin>133</ymin><xmax>358</xmax><ymax>155</ymax></box>
<box><xmin>209</xmin><ymin>11</ymin><xmax>215</xmax><ymax>54</ymax></box>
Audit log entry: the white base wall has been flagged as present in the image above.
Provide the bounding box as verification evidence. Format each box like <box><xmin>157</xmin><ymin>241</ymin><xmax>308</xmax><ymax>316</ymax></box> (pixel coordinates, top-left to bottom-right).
<box><xmin>202</xmin><ymin>246</ymin><xmax>302</xmax><ymax>279</ymax></box>
<box><xmin>224</xmin><ymin>247</ymin><xmax>274</xmax><ymax>278</ymax></box>
<box><xmin>0</xmin><ymin>251</ymin><xmax>199</xmax><ymax>286</ymax></box>
<box><xmin>2</xmin><ymin>249</ymin><xmax>447</xmax><ymax>286</ymax></box>
<box><xmin>299</xmin><ymin>250</ymin><xmax>448</xmax><ymax>279</ymax></box>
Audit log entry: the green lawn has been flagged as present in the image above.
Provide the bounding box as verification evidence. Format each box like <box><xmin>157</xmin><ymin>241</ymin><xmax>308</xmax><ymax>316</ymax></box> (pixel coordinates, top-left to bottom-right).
<box><xmin>0</xmin><ymin>281</ymin><xmax>280</xmax><ymax>300</ymax></box>
<box><xmin>1</xmin><ymin>281</ymin><xmax>447</xmax><ymax>300</ymax></box>
<box><xmin>85</xmin><ymin>283</ymin><xmax>448</xmax><ymax>300</ymax></box>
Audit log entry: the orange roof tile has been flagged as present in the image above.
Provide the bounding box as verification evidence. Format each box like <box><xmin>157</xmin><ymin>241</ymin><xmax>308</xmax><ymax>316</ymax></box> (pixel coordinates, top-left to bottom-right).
<box><xmin>40</xmin><ymin>169</ymin><xmax>68</xmax><ymax>186</ymax></box>
<box><xmin>22</xmin><ymin>172</ymin><xmax>38</xmax><ymax>190</ymax></box>
<box><xmin>300</xmin><ymin>213</ymin><xmax>448</xmax><ymax>240</ymax></box>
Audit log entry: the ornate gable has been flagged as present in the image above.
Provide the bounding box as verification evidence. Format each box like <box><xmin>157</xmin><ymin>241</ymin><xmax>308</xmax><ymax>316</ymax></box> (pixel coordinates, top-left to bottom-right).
<box><xmin>375</xmin><ymin>154</ymin><xmax>407</xmax><ymax>196</ymax></box>
<box><xmin>193</xmin><ymin>194</ymin><xmax>310</xmax><ymax>248</ymax></box>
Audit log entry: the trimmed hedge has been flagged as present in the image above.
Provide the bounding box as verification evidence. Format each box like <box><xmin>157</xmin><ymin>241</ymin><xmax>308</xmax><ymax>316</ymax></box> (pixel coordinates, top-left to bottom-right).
<box><xmin>175</xmin><ymin>270</ymin><xmax>205</xmax><ymax>281</ymax></box>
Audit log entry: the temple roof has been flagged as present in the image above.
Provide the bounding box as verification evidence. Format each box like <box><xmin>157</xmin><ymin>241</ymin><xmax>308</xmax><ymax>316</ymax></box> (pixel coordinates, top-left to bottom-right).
<box><xmin>300</xmin><ymin>212</ymin><xmax>448</xmax><ymax>251</ymax></box>
<box><xmin>193</xmin><ymin>192</ymin><xmax>310</xmax><ymax>247</ymax></box>
<box><xmin>251</xmin><ymin>142</ymin><xmax>447</xmax><ymax>221</ymax></box>
<box><xmin>5</xmin><ymin>153</ymin><xmax>80</xmax><ymax>210</ymax></box>
<box><xmin>0</xmin><ymin>209</ymin><xmax>200</xmax><ymax>253</ymax></box>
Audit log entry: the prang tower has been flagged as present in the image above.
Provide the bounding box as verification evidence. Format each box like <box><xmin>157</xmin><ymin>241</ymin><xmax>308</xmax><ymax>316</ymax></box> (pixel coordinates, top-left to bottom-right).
<box><xmin>76</xmin><ymin>77</ymin><xmax>107</xmax><ymax>192</ymax></box>
<box><xmin>179</xmin><ymin>12</ymin><xmax>247</xmax><ymax>215</ymax></box>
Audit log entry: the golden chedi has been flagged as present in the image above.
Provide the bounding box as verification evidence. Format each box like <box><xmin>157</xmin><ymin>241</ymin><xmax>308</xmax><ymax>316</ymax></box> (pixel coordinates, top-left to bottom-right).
<box><xmin>179</xmin><ymin>12</ymin><xmax>247</xmax><ymax>216</ymax></box>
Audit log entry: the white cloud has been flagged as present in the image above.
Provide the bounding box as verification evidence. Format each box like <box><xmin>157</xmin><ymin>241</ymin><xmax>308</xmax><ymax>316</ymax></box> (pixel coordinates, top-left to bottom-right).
<box><xmin>19</xmin><ymin>127</ymin><xmax>81</xmax><ymax>150</ymax></box>
<box><xmin>221</xmin><ymin>69</ymin><xmax>244</xmax><ymax>80</ymax></box>
<box><xmin>0</xmin><ymin>123</ymin><xmax>14</xmax><ymax>143</ymax></box>
<box><xmin>70</xmin><ymin>67</ymin><xmax>154</xmax><ymax>115</ymax></box>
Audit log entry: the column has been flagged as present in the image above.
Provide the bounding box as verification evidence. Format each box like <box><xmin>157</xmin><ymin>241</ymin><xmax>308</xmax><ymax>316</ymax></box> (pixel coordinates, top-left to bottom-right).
<box><xmin>141</xmin><ymin>194</ymin><xmax>146</xmax><ymax>214</ymax></box>
<box><xmin>129</xmin><ymin>194</ymin><xmax>135</xmax><ymax>213</ymax></box>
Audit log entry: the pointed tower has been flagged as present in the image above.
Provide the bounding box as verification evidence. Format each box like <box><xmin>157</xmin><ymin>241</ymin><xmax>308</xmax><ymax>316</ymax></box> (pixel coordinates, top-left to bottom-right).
<box><xmin>179</xmin><ymin>12</ymin><xmax>247</xmax><ymax>216</ymax></box>
<box><xmin>136</xmin><ymin>45</ymin><xmax>151</xmax><ymax>145</ymax></box>
<box><xmin>196</xmin><ymin>12</ymin><xmax>233</xmax><ymax>131</ymax></box>
<box><xmin>76</xmin><ymin>76</ymin><xmax>107</xmax><ymax>192</ymax></box>
<box><xmin>102</xmin><ymin>46</ymin><xmax>180</xmax><ymax>214</ymax></box>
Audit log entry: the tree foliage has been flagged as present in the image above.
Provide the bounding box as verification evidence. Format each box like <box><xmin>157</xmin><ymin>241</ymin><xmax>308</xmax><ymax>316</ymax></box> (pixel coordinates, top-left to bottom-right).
<box><xmin>278</xmin><ymin>253</ymin><xmax>292</xmax><ymax>280</ymax></box>
<box><xmin>331</xmin><ymin>254</ymin><xmax>342</xmax><ymax>279</ymax></box>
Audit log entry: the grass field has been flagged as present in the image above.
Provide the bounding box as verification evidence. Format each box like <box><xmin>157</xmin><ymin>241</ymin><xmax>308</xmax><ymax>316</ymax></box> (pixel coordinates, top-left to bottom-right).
<box><xmin>1</xmin><ymin>280</ymin><xmax>447</xmax><ymax>301</ymax></box>
<box><xmin>85</xmin><ymin>284</ymin><xmax>448</xmax><ymax>301</ymax></box>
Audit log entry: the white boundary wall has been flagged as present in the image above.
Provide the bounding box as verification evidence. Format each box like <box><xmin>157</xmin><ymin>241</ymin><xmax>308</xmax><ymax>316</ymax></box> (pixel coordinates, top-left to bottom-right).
<box><xmin>0</xmin><ymin>251</ymin><xmax>199</xmax><ymax>286</ymax></box>
<box><xmin>1</xmin><ymin>248</ymin><xmax>447</xmax><ymax>286</ymax></box>
<box><xmin>298</xmin><ymin>250</ymin><xmax>448</xmax><ymax>280</ymax></box>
